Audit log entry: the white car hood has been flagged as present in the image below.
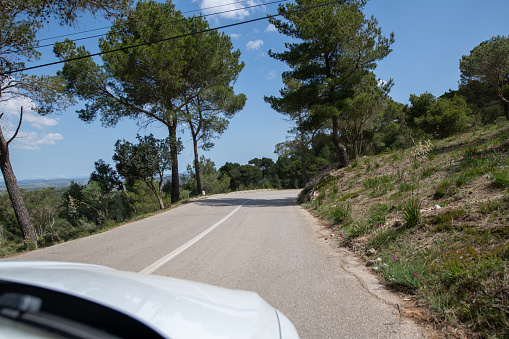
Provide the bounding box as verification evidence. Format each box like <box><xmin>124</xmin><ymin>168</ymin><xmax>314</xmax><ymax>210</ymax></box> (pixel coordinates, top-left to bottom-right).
<box><xmin>0</xmin><ymin>261</ymin><xmax>298</xmax><ymax>339</ymax></box>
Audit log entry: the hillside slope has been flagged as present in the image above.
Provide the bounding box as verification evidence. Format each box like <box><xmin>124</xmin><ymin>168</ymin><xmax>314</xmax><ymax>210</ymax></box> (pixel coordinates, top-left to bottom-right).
<box><xmin>300</xmin><ymin>121</ymin><xmax>509</xmax><ymax>338</ymax></box>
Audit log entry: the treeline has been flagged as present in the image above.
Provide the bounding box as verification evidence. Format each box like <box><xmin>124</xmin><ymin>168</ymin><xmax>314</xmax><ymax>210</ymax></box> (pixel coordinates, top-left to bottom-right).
<box><xmin>265</xmin><ymin>2</ymin><xmax>509</xmax><ymax>190</ymax></box>
<box><xmin>271</xmin><ymin>85</ymin><xmax>508</xmax><ymax>189</ymax></box>
<box><xmin>268</xmin><ymin>77</ymin><xmax>509</xmax><ymax>188</ymax></box>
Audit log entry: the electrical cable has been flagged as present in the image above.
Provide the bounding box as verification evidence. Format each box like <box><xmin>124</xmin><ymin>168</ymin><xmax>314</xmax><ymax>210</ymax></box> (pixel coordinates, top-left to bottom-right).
<box><xmin>1</xmin><ymin>0</ymin><xmax>340</xmax><ymax>76</ymax></box>
<box><xmin>37</xmin><ymin>0</ymin><xmax>289</xmax><ymax>44</ymax></box>
<box><xmin>33</xmin><ymin>0</ymin><xmax>289</xmax><ymax>51</ymax></box>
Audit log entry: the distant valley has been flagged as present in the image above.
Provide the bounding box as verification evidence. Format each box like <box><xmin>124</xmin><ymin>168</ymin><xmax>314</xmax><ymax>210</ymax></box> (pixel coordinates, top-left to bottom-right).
<box><xmin>0</xmin><ymin>178</ymin><xmax>89</xmax><ymax>192</ymax></box>
<box><xmin>0</xmin><ymin>175</ymin><xmax>184</xmax><ymax>193</ymax></box>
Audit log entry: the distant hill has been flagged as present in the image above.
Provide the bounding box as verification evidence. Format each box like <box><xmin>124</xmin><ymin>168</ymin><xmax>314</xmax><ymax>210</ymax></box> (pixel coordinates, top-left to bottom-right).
<box><xmin>0</xmin><ymin>174</ymin><xmax>190</xmax><ymax>193</ymax></box>
<box><xmin>0</xmin><ymin>178</ymin><xmax>89</xmax><ymax>192</ymax></box>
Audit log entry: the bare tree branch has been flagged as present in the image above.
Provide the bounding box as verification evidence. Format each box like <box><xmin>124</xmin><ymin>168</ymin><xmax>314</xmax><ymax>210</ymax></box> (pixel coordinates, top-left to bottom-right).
<box><xmin>7</xmin><ymin>105</ymin><xmax>23</xmax><ymax>145</ymax></box>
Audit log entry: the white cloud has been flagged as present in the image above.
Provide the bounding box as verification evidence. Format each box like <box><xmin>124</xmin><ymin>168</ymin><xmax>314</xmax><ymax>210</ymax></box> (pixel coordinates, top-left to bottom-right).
<box><xmin>246</xmin><ymin>39</ymin><xmax>264</xmax><ymax>50</ymax></box>
<box><xmin>0</xmin><ymin>88</ymin><xmax>62</xmax><ymax>150</ymax></box>
<box><xmin>265</xmin><ymin>24</ymin><xmax>277</xmax><ymax>33</ymax></box>
<box><xmin>230</xmin><ymin>33</ymin><xmax>241</xmax><ymax>39</ymax></box>
<box><xmin>11</xmin><ymin>131</ymin><xmax>64</xmax><ymax>150</ymax></box>
<box><xmin>198</xmin><ymin>0</ymin><xmax>263</xmax><ymax>20</ymax></box>
<box><xmin>0</xmin><ymin>89</ymin><xmax>57</xmax><ymax>129</ymax></box>
<box><xmin>267</xmin><ymin>71</ymin><xmax>277</xmax><ymax>80</ymax></box>
<box><xmin>1</xmin><ymin>95</ymin><xmax>35</xmax><ymax>118</ymax></box>
<box><xmin>24</xmin><ymin>113</ymin><xmax>59</xmax><ymax>129</ymax></box>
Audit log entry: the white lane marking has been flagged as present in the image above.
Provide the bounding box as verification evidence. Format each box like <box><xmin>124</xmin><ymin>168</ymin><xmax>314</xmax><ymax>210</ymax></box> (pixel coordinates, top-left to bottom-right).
<box><xmin>140</xmin><ymin>201</ymin><xmax>248</xmax><ymax>274</ymax></box>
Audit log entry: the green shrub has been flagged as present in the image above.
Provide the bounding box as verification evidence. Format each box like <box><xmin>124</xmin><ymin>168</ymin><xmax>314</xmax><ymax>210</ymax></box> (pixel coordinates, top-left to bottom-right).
<box><xmin>413</xmin><ymin>94</ymin><xmax>472</xmax><ymax>139</ymax></box>
<box><xmin>431</xmin><ymin>208</ymin><xmax>465</xmax><ymax>232</ymax></box>
<box><xmin>462</xmin><ymin>148</ymin><xmax>507</xmax><ymax>172</ymax></box>
<box><xmin>492</xmin><ymin>169</ymin><xmax>509</xmax><ymax>188</ymax></box>
<box><xmin>368</xmin><ymin>228</ymin><xmax>398</xmax><ymax>250</ymax></box>
<box><xmin>399</xmin><ymin>181</ymin><xmax>417</xmax><ymax>192</ymax></box>
<box><xmin>330</xmin><ymin>203</ymin><xmax>351</xmax><ymax>225</ymax></box>
<box><xmin>454</xmin><ymin>173</ymin><xmax>470</xmax><ymax>187</ymax></box>
<box><xmin>367</xmin><ymin>203</ymin><xmax>391</xmax><ymax>226</ymax></box>
<box><xmin>431</xmin><ymin>252</ymin><xmax>508</xmax><ymax>337</ymax></box>
<box><xmin>380</xmin><ymin>253</ymin><xmax>426</xmax><ymax>290</ymax></box>
<box><xmin>389</xmin><ymin>191</ymin><xmax>405</xmax><ymax>201</ymax></box>
<box><xmin>344</xmin><ymin>220</ymin><xmax>370</xmax><ymax>241</ymax></box>
<box><xmin>338</xmin><ymin>189</ymin><xmax>367</xmax><ymax>201</ymax></box>
<box><xmin>402</xmin><ymin>197</ymin><xmax>420</xmax><ymax>227</ymax></box>
<box><xmin>363</xmin><ymin>175</ymin><xmax>395</xmax><ymax>197</ymax></box>
<box><xmin>179</xmin><ymin>188</ymin><xmax>190</xmax><ymax>200</ymax></box>
<box><xmin>477</xmin><ymin>200</ymin><xmax>502</xmax><ymax>214</ymax></box>
<box><xmin>421</xmin><ymin>166</ymin><xmax>437</xmax><ymax>179</ymax></box>
<box><xmin>433</xmin><ymin>178</ymin><xmax>456</xmax><ymax>199</ymax></box>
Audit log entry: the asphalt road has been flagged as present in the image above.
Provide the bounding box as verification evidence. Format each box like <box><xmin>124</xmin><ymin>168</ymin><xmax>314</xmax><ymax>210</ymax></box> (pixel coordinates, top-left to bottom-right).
<box><xmin>11</xmin><ymin>190</ymin><xmax>424</xmax><ymax>338</ymax></box>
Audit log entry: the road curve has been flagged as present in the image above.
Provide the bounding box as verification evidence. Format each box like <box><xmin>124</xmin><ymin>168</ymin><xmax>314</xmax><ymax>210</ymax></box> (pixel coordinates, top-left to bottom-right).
<box><xmin>11</xmin><ymin>190</ymin><xmax>424</xmax><ymax>338</ymax></box>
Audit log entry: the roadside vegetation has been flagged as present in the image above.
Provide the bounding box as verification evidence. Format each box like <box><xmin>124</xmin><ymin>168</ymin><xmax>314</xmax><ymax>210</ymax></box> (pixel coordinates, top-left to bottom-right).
<box><xmin>300</xmin><ymin>120</ymin><xmax>509</xmax><ymax>338</ymax></box>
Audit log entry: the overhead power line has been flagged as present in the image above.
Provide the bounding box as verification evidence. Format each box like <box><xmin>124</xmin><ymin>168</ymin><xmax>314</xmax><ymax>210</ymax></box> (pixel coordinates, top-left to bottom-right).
<box><xmin>2</xmin><ymin>1</ymin><xmax>340</xmax><ymax>77</ymax></box>
<box><xmin>38</xmin><ymin>0</ymin><xmax>274</xmax><ymax>42</ymax></box>
<box><xmin>33</xmin><ymin>0</ymin><xmax>289</xmax><ymax>51</ymax></box>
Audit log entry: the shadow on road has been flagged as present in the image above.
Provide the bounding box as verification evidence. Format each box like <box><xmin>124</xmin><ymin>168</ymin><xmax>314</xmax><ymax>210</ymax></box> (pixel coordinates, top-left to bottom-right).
<box><xmin>190</xmin><ymin>197</ymin><xmax>299</xmax><ymax>208</ymax></box>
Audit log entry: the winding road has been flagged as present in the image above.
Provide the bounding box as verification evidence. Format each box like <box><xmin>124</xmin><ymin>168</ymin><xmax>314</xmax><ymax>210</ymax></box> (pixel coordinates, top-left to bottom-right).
<box><xmin>11</xmin><ymin>190</ymin><xmax>424</xmax><ymax>338</ymax></box>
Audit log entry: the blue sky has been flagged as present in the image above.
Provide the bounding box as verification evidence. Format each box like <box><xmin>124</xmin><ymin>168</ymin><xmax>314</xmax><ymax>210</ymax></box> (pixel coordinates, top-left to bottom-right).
<box><xmin>2</xmin><ymin>0</ymin><xmax>508</xmax><ymax>181</ymax></box>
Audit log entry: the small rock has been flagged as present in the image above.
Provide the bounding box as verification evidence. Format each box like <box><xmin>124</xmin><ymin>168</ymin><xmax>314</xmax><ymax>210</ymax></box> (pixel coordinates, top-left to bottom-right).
<box><xmin>367</xmin><ymin>248</ymin><xmax>376</xmax><ymax>255</ymax></box>
<box><xmin>366</xmin><ymin>260</ymin><xmax>377</xmax><ymax>267</ymax></box>
<box><xmin>435</xmin><ymin>205</ymin><xmax>441</xmax><ymax>209</ymax></box>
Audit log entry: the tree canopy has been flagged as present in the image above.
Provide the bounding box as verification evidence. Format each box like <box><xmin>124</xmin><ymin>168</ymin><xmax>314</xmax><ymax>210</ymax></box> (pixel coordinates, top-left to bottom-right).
<box><xmin>113</xmin><ymin>134</ymin><xmax>173</xmax><ymax>210</ymax></box>
<box><xmin>267</xmin><ymin>0</ymin><xmax>394</xmax><ymax>167</ymax></box>
<box><xmin>89</xmin><ymin>159</ymin><xmax>122</xmax><ymax>194</ymax></box>
<box><xmin>460</xmin><ymin>35</ymin><xmax>509</xmax><ymax>109</ymax></box>
<box><xmin>184</xmin><ymin>75</ymin><xmax>246</xmax><ymax>195</ymax></box>
<box><xmin>405</xmin><ymin>93</ymin><xmax>472</xmax><ymax>139</ymax></box>
<box><xmin>55</xmin><ymin>0</ymin><xmax>244</xmax><ymax>203</ymax></box>
<box><xmin>339</xmin><ymin>73</ymin><xmax>392</xmax><ymax>158</ymax></box>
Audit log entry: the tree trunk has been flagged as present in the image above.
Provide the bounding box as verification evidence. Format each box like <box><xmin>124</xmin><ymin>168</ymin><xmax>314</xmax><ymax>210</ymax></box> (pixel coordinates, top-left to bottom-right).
<box><xmin>0</xmin><ymin>127</ymin><xmax>37</xmax><ymax>244</ymax></box>
<box><xmin>405</xmin><ymin>124</ymin><xmax>416</xmax><ymax>146</ymax></box>
<box><xmin>192</xmin><ymin>138</ymin><xmax>203</xmax><ymax>195</ymax></box>
<box><xmin>300</xmin><ymin>154</ymin><xmax>307</xmax><ymax>187</ymax></box>
<box><xmin>497</xmin><ymin>86</ymin><xmax>509</xmax><ymax>105</ymax></box>
<box><xmin>352</xmin><ymin>139</ymin><xmax>359</xmax><ymax>159</ymax></box>
<box><xmin>156</xmin><ymin>194</ymin><xmax>165</xmax><ymax>210</ymax></box>
<box><xmin>121</xmin><ymin>190</ymin><xmax>137</xmax><ymax>214</ymax></box>
<box><xmin>331</xmin><ymin>116</ymin><xmax>350</xmax><ymax>167</ymax></box>
<box><xmin>359</xmin><ymin>132</ymin><xmax>364</xmax><ymax>158</ymax></box>
<box><xmin>168</xmin><ymin>123</ymin><xmax>180</xmax><ymax>203</ymax></box>
<box><xmin>352</xmin><ymin>131</ymin><xmax>364</xmax><ymax>160</ymax></box>
<box><xmin>145</xmin><ymin>179</ymin><xmax>165</xmax><ymax>210</ymax></box>
<box><xmin>298</xmin><ymin>135</ymin><xmax>307</xmax><ymax>186</ymax></box>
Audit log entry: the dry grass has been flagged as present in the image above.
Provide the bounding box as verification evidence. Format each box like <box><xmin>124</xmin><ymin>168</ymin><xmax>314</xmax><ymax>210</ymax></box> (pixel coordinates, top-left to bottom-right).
<box><xmin>301</xmin><ymin>121</ymin><xmax>509</xmax><ymax>338</ymax></box>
